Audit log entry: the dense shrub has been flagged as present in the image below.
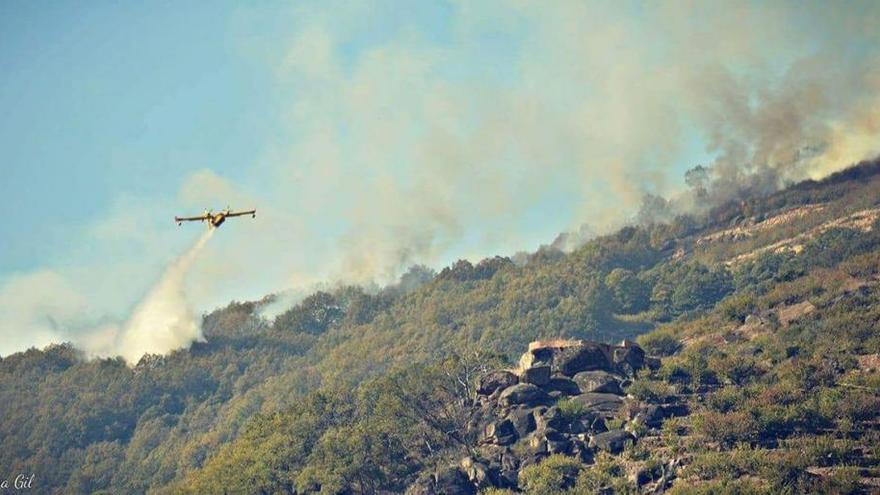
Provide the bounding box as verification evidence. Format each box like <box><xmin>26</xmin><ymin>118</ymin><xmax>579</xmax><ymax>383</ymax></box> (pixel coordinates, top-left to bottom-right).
<box><xmin>636</xmin><ymin>327</ymin><xmax>681</xmax><ymax>356</ymax></box>
<box><xmin>518</xmin><ymin>455</ymin><xmax>583</xmax><ymax>494</ymax></box>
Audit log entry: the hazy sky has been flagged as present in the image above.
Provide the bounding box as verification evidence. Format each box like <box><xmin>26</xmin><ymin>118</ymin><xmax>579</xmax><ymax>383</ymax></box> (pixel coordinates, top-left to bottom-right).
<box><xmin>2</xmin><ymin>1</ymin><xmax>880</xmax><ymax>356</ymax></box>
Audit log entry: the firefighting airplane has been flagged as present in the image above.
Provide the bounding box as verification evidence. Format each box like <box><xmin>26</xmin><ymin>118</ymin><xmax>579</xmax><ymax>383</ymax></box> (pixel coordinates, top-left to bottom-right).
<box><xmin>174</xmin><ymin>207</ymin><xmax>256</xmax><ymax>228</ymax></box>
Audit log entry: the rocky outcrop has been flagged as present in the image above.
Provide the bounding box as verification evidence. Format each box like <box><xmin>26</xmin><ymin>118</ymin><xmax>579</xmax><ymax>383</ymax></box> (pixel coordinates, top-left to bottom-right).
<box><xmin>517</xmin><ymin>339</ymin><xmax>645</xmax><ymax>378</ymax></box>
<box><xmin>498</xmin><ymin>383</ymin><xmax>550</xmax><ymax>407</ymax></box>
<box><xmin>478</xmin><ymin>370</ymin><xmax>518</xmax><ymax>395</ymax></box>
<box><xmin>408</xmin><ymin>338</ymin><xmax>670</xmax><ymax>493</ymax></box>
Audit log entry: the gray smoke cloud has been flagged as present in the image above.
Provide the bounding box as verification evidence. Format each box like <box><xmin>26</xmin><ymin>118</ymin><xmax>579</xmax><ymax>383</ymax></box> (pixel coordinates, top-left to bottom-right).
<box><xmin>671</xmin><ymin>49</ymin><xmax>880</xmax><ymax>214</ymax></box>
<box><xmin>259</xmin><ymin>1</ymin><xmax>880</xmax><ymax>278</ymax></box>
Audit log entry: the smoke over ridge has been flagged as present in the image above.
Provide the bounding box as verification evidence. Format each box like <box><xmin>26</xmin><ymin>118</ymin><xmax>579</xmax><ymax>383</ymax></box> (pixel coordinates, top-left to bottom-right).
<box><xmin>261</xmin><ymin>1</ymin><xmax>880</xmax><ymax>279</ymax></box>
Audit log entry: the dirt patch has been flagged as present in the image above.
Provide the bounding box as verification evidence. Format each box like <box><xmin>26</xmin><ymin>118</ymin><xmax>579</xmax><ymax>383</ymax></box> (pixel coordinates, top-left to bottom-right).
<box><xmin>857</xmin><ymin>354</ymin><xmax>880</xmax><ymax>372</ymax></box>
<box><xmin>777</xmin><ymin>301</ymin><xmax>816</xmax><ymax>327</ymax></box>
<box><xmin>697</xmin><ymin>204</ymin><xmax>827</xmax><ymax>246</ymax></box>
<box><xmin>681</xmin><ymin>332</ymin><xmax>728</xmax><ymax>349</ymax></box>
<box><xmin>725</xmin><ymin>207</ymin><xmax>880</xmax><ymax>265</ymax></box>
<box><xmin>735</xmin><ymin>317</ymin><xmax>770</xmax><ymax>340</ymax></box>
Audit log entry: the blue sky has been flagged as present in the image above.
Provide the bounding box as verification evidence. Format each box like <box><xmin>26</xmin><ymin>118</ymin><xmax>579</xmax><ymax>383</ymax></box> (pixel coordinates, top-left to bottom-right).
<box><xmin>0</xmin><ymin>2</ymin><xmax>279</xmax><ymax>271</ymax></box>
<box><xmin>1</xmin><ymin>1</ymin><xmax>879</xmax><ymax>356</ymax></box>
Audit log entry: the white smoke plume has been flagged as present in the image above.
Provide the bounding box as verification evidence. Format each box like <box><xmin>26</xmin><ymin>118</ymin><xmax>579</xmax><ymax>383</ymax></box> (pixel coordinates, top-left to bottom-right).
<box><xmin>78</xmin><ymin>229</ymin><xmax>214</xmax><ymax>364</ymax></box>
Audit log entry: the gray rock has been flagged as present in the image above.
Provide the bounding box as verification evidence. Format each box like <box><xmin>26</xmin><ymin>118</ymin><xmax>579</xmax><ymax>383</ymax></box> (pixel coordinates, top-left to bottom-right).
<box><xmin>497</xmin><ymin>453</ymin><xmax>520</xmax><ymax>488</ymax></box>
<box><xmin>542</xmin><ymin>427</ymin><xmax>567</xmax><ymax>442</ymax></box>
<box><xmin>566</xmin><ymin>411</ymin><xmax>602</xmax><ymax>435</ymax></box>
<box><xmin>484</xmin><ymin>419</ymin><xmax>517</xmax><ymax>445</ymax></box>
<box><xmin>506</xmin><ymin>408</ymin><xmax>537</xmax><ymax>438</ymax></box>
<box><xmin>569</xmin><ymin>393</ymin><xmax>624</xmax><ymax>416</ymax></box>
<box><xmin>547</xmin><ymin>438</ymin><xmax>571</xmax><ymax>455</ymax></box>
<box><xmin>542</xmin><ymin>428</ymin><xmax>571</xmax><ymax>455</ymax></box>
<box><xmin>613</xmin><ymin>342</ymin><xmax>645</xmax><ymax>376</ymax></box>
<box><xmin>573</xmin><ymin>370</ymin><xmax>624</xmax><ymax>394</ymax></box>
<box><xmin>520</xmin><ymin>365</ymin><xmax>551</xmax><ymax>386</ymax></box>
<box><xmin>630</xmin><ymin>403</ymin><xmax>662</xmax><ymax>428</ymax></box>
<box><xmin>520</xmin><ymin>346</ymin><xmax>556</xmax><ymax>369</ymax></box>
<box><xmin>476</xmin><ymin>444</ymin><xmax>506</xmax><ymax>466</ymax></box>
<box><xmin>459</xmin><ymin>457</ymin><xmax>491</xmax><ymax>489</ymax></box>
<box><xmin>501</xmin><ymin>451</ymin><xmax>519</xmax><ymax>473</ymax></box>
<box><xmin>590</xmin><ymin>429</ymin><xmax>634</xmax><ymax>454</ymax></box>
<box><xmin>478</xmin><ymin>371</ymin><xmax>518</xmax><ymax>395</ymax></box>
<box><xmin>498</xmin><ymin>383</ymin><xmax>550</xmax><ymax>407</ymax></box>
<box><xmin>535</xmin><ymin>406</ymin><xmax>567</xmax><ymax>431</ymax></box>
<box><xmin>554</xmin><ymin>343</ymin><xmax>612</xmax><ymax>376</ymax></box>
<box><xmin>434</xmin><ymin>466</ymin><xmax>476</xmax><ymax>495</ymax></box>
<box><xmin>544</xmin><ymin>376</ymin><xmax>581</xmax><ymax>395</ymax></box>
<box><xmin>526</xmin><ymin>432</ymin><xmax>548</xmax><ymax>453</ymax></box>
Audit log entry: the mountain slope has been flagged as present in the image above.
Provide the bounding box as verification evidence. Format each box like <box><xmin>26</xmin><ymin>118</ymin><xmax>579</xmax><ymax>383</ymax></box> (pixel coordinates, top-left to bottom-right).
<box><xmin>2</xmin><ymin>158</ymin><xmax>880</xmax><ymax>493</ymax></box>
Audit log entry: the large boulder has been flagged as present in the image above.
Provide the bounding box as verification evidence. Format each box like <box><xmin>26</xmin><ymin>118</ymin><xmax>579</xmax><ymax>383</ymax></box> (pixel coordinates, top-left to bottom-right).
<box><xmin>543</xmin><ymin>428</ymin><xmax>571</xmax><ymax>455</ymax></box>
<box><xmin>519</xmin><ymin>345</ymin><xmax>558</xmax><ymax>370</ymax></box>
<box><xmin>499</xmin><ymin>383</ymin><xmax>550</xmax><ymax>407</ymax></box>
<box><xmin>459</xmin><ymin>457</ymin><xmax>491</xmax><ymax>489</ymax></box>
<box><xmin>613</xmin><ymin>341</ymin><xmax>646</xmax><ymax>376</ymax></box>
<box><xmin>569</xmin><ymin>393</ymin><xmax>624</xmax><ymax>417</ymax></box>
<box><xmin>544</xmin><ymin>376</ymin><xmax>581</xmax><ymax>396</ymax></box>
<box><xmin>519</xmin><ymin>340</ymin><xmax>646</xmax><ymax>378</ymax></box>
<box><xmin>525</xmin><ymin>427</ymin><xmax>570</xmax><ymax>457</ymax></box>
<box><xmin>535</xmin><ymin>406</ymin><xmax>567</xmax><ymax>431</ymax></box>
<box><xmin>520</xmin><ymin>365</ymin><xmax>551</xmax><ymax>386</ymax></box>
<box><xmin>478</xmin><ymin>371</ymin><xmax>518</xmax><ymax>395</ymax></box>
<box><xmin>566</xmin><ymin>410</ymin><xmax>604</xmax><ymax>435</ymax></box>
<box><xmin>629</xmin><ymin>403</ymin><xmax>663</xmax><ymax>428</ymax></box>
<box><xmin>572</xmin><ymin>370</ymin><xmax>624</xmax><ymax>395</ymax></box>
<box><xmin>506</xmin><ymin>408</ymin><xmax>537</xmax><ymax>438</ymax></box>
<box><xmin>484</xmin><ymin>418</ymin><xmax>517</xmax><ymax>445</ymax></box>
<box><xmin>554</xmin><ymin>342</ymin><xmax>613</xmax><ymax>376</ymax></box>
<box><xmin>434</xmin><ymin>467</ymin><xmax>477</xmax><ymax>495</ymax></box>
<box><xmin>590</xmin><ymin>429</ymin><xmax>634</xmax><ymax>454</ymax></box>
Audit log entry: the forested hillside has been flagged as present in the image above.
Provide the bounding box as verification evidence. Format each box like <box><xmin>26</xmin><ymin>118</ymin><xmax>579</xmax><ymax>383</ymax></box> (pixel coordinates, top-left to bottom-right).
<box><xmin>3</xmin><ymin>159</ymin><xmax>880</xmax><ymax>493</ymax></box>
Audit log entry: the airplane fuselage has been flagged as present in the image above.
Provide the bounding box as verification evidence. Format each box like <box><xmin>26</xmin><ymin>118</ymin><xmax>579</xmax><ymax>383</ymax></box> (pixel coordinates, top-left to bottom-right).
<box><xmin>210</xmin><ymin>213</ymin><xmax>227</xmax><ymax>228</ymax></box>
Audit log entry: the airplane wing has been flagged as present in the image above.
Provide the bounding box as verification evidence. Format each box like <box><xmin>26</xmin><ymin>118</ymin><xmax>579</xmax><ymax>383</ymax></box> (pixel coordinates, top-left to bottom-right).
<box><xmin>174</xmin><ymin>215</ymin><xmax>209</xmax><ymax>222</ymax></box>
<box><xmin>225</xmin><ymin>209</ymin><xmax>256</xmax><ymax>218</ymax></box>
